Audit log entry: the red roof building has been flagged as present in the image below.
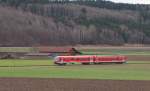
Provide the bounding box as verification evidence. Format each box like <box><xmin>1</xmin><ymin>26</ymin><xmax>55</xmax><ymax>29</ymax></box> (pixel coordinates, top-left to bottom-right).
<box><xmin>36</xmin><ymin>47</ymin><xmax>81</xmax><ymax>56</ymax></box>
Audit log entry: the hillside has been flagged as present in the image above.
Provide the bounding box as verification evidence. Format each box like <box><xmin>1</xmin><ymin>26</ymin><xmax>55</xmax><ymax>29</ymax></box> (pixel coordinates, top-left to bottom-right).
<box><xmin>0</xmin><ymin>1</ymin><xmax>150</xmax><ymax>46</ymax></box>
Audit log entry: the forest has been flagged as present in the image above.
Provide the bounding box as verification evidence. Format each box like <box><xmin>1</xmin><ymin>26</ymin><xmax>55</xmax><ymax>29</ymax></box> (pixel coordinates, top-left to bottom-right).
<box><xmin>0</xmin><ymin>0</ymin><xmax>150</xmax><ymax>46</ymax></box>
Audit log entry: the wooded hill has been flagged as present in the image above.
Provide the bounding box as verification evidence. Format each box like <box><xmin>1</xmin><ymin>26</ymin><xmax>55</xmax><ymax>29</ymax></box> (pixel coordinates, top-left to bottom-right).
<box><xmin>0</xmin><ymin>0</ymin><xmax>150</xmax><ymax>46</ymax></box>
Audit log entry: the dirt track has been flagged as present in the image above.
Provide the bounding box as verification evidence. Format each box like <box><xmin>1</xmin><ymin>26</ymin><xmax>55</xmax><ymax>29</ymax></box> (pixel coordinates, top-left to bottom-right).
<box><xmin>127</xmin><ymin>55</ymin><xmax>150</xmax><ymax>61</ymax></box>
<box><xmin>0</xmin><ymin>78</ymin><xmax>150</xmax><ymax>91</ymax></box>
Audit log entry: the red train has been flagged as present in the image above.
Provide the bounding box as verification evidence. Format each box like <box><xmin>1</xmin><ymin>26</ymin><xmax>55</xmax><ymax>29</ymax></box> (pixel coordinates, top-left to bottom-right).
<box><xmin>54</xmin><ymin>55</ymin><xmax>127</xmax><ymax>65</ymax></box>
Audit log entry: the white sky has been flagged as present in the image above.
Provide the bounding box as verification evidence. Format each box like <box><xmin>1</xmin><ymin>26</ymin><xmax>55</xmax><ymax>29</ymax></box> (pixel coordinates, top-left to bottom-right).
<box><xmin>107</xmin><ymin>0</ymin><xmax>150</xmax><ymax>4</ymax></box>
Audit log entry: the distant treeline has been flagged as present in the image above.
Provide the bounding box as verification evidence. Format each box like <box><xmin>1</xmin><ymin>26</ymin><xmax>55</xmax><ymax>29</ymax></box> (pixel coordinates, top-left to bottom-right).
<box><xmin>1</xmin><ymin>0</ymin><xmax>150</xmax><ymax>11</ymax></box>
<box><xmin>0</xmin><ymin>0</ymin><xmax>150</xmax><ymax>46</ymax></box>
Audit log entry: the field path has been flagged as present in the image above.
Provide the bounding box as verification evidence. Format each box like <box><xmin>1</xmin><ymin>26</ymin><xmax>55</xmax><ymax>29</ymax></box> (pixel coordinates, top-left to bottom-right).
<box><xmin>0</xmin><ymin>78</ymin><xmax>150</xmax><ymax>91</ymax></box>
<box><xmin>127</xmin><ymin>55</ymin><xmax>150</xmax><ymax>61</ymax></box>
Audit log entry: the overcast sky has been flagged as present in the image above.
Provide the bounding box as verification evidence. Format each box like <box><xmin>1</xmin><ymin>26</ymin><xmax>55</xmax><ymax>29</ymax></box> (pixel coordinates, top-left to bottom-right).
<box><xmin>107</xmin><ymin>0</ymin><xmax>150</xmax><ymax>4</ymax></box>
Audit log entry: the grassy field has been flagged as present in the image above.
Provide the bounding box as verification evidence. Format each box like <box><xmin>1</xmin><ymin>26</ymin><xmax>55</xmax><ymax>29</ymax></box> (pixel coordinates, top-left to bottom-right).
<box><xmin>81</xmin><ymin>49</ymin><xmax>150</xmax><ymax>55</ymax></box>
<box><xmin>1</xmin><ymin>46</ymin><xmax>150</xmax><ymax>55</ymax></box>
<box><xmin>0</xmin><ymin>59</ymin><xmax>150</xmax><ymax>80</ymax></box>
<box><xmin>77</xmin><ymin>46</ymin><xmax>150</xmax><ymax>55</ymax></box>
<box><xmin>0</xmin><ymin>47</ymin><xmax>150</xmax><ymax>80</ymax></box>
<box><xmin>0</xmin><ymin>47</ymin><xmax>33</xmax><ymax>52</ymax></box>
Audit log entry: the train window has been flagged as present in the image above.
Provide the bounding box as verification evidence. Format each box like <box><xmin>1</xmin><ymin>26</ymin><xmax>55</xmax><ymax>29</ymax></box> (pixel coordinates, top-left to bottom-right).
<box><xmin>81</xmin><ymin>58</ymin><xmax>84</xmax><ymax>61</ymax></box>
<box><xmin>61</xmin><ymin>57</ymin><xmax>91</xmax><ymax>61</ymax></box>
<box><xmin>80</xmin><ymin>58</ymin><xmax>84</xmax><ymax>61</ymax></box>
<box><xmin>76</xmin><ymin>58</ymin><xmax>79</xmax><ymax>60</ymax></box>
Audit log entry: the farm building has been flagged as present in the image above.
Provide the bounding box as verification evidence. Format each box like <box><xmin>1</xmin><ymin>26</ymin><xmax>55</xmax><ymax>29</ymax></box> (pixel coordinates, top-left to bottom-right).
<box><xmin>0</xmin><ymin>47</ymin><xmax>81</xmax><ymax>59</ymax></box>
<box><xmin>24</xmin><ymin>47</ymin><xmax>81</xmax><ymax>59</ymax></box>
<box><xmin>36</xmin><ymin>47</ymin><xmax>82</xmax><ymax>56</ymax></box>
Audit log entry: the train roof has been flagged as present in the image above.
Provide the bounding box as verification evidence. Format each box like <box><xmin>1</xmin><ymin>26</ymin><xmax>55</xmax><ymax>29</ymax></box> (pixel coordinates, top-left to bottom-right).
<box><xmin>55</xmin><ymin>55</ymin><xmax>94</xmax><ymax>57</ymax></box>
<box><xmin>55</xmin><ymin>55</ymin><xmax>126</xmax><ymax>58</ymax></box>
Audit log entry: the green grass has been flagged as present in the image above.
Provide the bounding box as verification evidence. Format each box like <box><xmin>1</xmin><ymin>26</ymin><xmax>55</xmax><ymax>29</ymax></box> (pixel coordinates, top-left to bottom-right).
<box><xmin>0</xmin><ymin>59</ymin><xmax>53</xmax><ymax>67</ymax></box>
<box><xmin>1</xmin><ymin>47</ymin><xmax>150</xmax><ymax>55</ymax></box>
<box><xmin>0</xmin><ymin>47</ymin><xmax>33</xmax><ymax>52</ymax></box>
<box><xmin>81</xmin><ymin>50</ymin><xmax>150</xmax><ymax>55</ymax></box>
<box><xmin>0</xmin><ymin>47</ymin><xmax>150</xmax><ymax>80</ymax></box>
<box><xmin>0</xmin><ymin>59</ymin><xmax>150</xmax><ymax>80</ymax></box>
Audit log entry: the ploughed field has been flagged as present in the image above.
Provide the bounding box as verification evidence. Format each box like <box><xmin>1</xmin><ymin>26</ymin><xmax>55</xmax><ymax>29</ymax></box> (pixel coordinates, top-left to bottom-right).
<box><xmin>0</xmin><ymin>78</ymin><xmax>150</xmax><ymax>91</ymax></box>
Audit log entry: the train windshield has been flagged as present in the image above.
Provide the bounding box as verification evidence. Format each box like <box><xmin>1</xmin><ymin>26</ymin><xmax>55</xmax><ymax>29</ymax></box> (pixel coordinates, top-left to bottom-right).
<box><xmin>54</xmin><ymin>57</ymin><xmax>59</xmax><ymax>62</ymax></box>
